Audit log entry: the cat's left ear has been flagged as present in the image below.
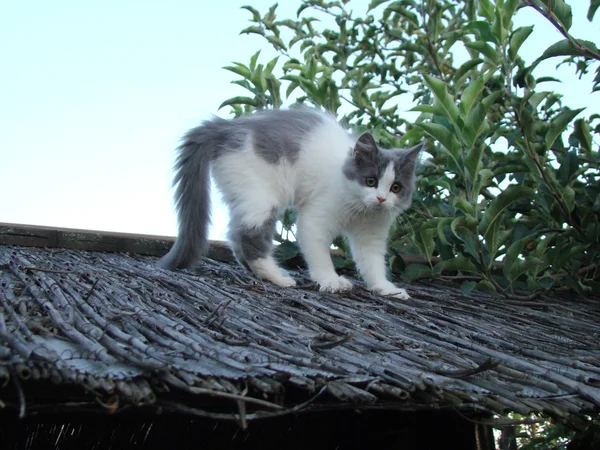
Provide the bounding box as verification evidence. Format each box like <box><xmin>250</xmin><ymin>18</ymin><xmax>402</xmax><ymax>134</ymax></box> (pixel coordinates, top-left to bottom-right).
<box><xmin>353</xmin><ymin>132</ymin><xmax>378</xmax><ymax>160</ymax></box>
<box><xmin>403</xmin><ymin>141</ymin><xmax>425</xmax><ymax>170</ymax></box>
<box><xmin>407</xmin><ymin>142</ymin><xmax>425</xmax><ymax>158</ymax></box>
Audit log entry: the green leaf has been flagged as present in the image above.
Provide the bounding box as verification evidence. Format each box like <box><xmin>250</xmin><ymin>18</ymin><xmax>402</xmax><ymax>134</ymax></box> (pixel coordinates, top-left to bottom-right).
<box><xmin>464</xmin><ymin>143</ymin><xmax>484</xmax><ymax>184</ymax></box>
<box><xmin>463</xmin><ymin>90</ymin><xmax>502</xmax><ymax>147</ymax></box>
<box><xmin>505</xmin><ymin>250</ymin><xmax>549</xmax><ymax>283</ymax></box>
<box><xmin>241</xmin><ymin>5</ymin><xmax>262</xmax><ymax>22</ymax></box>
<box><xmin>274</xmin><ymin>241</ymin><xmax>300</xmax><ymax>263</ymax></box>
<box><xmin>218</xmin><ymin>96</ymin><xmax>258</xmax><ymax>110</ymax></box>
<box><xmin>545</xmin><ymin>107</ymin><xmax>585</xmax><ymax>149</ymax></box>
<box><xmin>464</xmin><ymin>20</ymin><xmax>497</xmax><ymax>43</ymax></box>
<box><xmin>432</xmin><ymin>254</ymin><xmax>478</xmax><ymax>276</ymax></box>
<box><xmin>474</xmin><ymin>280</ymin><xmax>496</xmax><ymax>293</ymax></box>
<box><xmin>305</xmin><ymin>56</ymin><xmax>317</xmax><ymax>80</ymax></box>
<box><xmin>572</xmin><ymin>118</ymin><xmax>593</xmax><ymax>152</ymax></box>
<box><xmin>264</xmin><ymin>3</ymin><xmax>277</xmax><ymax>24</ymax></box>
<box><xmin>267</xmin><ymin>35</ymin><xmax>287</xmax><ymax>51</ymax></box>
<box><xmin>266</xmin><ymin>77</ymin><xmax>282</xmax><ymax>107</ymax></box>
<box><xmin>563</xmin><ymin>185</ymin><xmax>576</xmax><ymax>212</ymax></box>
<box><xmin>454</xmin><ymin>198</ymin><xmax>474</xmax><ymax>215</ymax></box>
<box><xmin>451</xmin><ymin>217</ymin><xmax>480</xmax><ymax>261</ymax></box>
<box><xmin>436</xmin><ymin>218</ymin><xmax>453</xmax><ymax>246</ymax></box>
<box><xmin>558</xmin><ymin>149</ymin><xmax>579</xmax><ymax>185</ymax></box>
<box><xmin>250</xmin><ymin>63</ymin><xmax>265</xmax><ymax>92</ymax></box>
<box><xmin>482</xmin><ymin>215</ymin><xmax>506</xmax><ymax>262</ymax></box>
<box><xmin>401</xmin><ymin>264</ymin><xmax>432</xmax><ymax>282</ymax></box>
<box><xmin>503</xmin><ymin>237</ymin><xmax>530</xmax><ymax>281</ymax></box>
<box><xmin>422</xmin><ymin>75</ymin><xmax>460</xmax><ymax>124</ymax></box>
<box><xmin>411</xmin><ymin>105</ymin><xmax>436</xmax><ymax>114</ymax></box>
<box><xmin>459</xmin><ymin>77</ymin><xmax>485</xmax><ymax>117</ymax></box>
<box><xmin>415</xmin><ymin>123</ymin><xmax>460</xmax><ymax>158</ymax></box>
<box><xmin>528</xmin><ymin>91</ymin><xmax>551</xmax><ymax>109</ymax></box>
<box><xmin>549</xmin><ymin>0</ymin><xmax>573</xmax><ymax>31</ymax></box>
<box><xmin>478</xmin><ymin>0</ymin><xmax>495</xmax><ymax>21</ymax></box>
<box><xmin>240</xmin><ymin>26</ymin><xmax>265</xmax><ymax>37</ymax></box>
<box><xmin>460</xmin><ymin>280</ymin><xmax>477</xmax><ymax>295</ymax></box>
<box><xmin>264</xmin><ymin>56</ymin><xmax>279</xmax><ymax>78</ymax></box>
<box><xmin>589</xmin><ymin>0</ymin><xmax>600</xmax><ymax>21</ymax></box>
<box><xmin>285</xmin><ymin>80</ymin><xmax>299</xmax><ymax>98</ymax></box>
<box><xmin>296</xmin><ymin>3</ymin><xmax>310</xmax><ymax>16</ymax></box>
<box><xmin>390</xmin><ymin>254</ymin><xmax>406</xmax><ymax>274</ymax></box>
<box><xmin>332</xmin><ymin>254</ymin><xmax>350</xmax><ymax>270</ymax></box>
<box><xmin>368</xmin><ymin>0</ymin><xmax>390</xmax><ymax>11</ymax></box>
<box><xmin>465</xmin><ymin>41</ymin><xmax>499</xmax><ymax>63</ymax></box>
<box><xmin>298</xmin><ymin>77</ymin><xmax>320</xmax><ymax>101</ymax></box>
<box><xmin>509</xmin><ymin>26</ymin><xmax>534</xmax><ymax>60</ymax></box>
<box><xmin>385</xmin><ymin>2</ymin><xmax>419</xmax><ymax>26</ymax></box>
<box><xmin>414</xmin><ymin>226</ymin><xmax>436</xmax><ymax>263</ymax></box>
<box><xmin>223</xmin><ymin>63</ymin><xmax>251</xmax><ymax>79</ymax></box>
<box><xmin>479</xmin><ymin>185</ymin><xmax>534</xmax><ymax>244</ymax></box>
<box><xmin>503</xmin><ymin>0</ymin><xmax>519</xmax><ymax>26</ymax></box>
<box><xmin>492</xmin><ymin>4</ymin><xmax>504</xmax><ymax>43</ymax></box>
<box><xmin>536</xmin><ymin>39</ymin><xmax>600</xmax><ymax>62</ymax></box>
<box><xmin>250</xmin><ymin>50</ymin><xmax>261</xmax><ymax>71</ymax></box>
<box><xmin>327</xmin><ymin>80</ymin><xmax>341</xmax><ymax>113</ymax></box>
<box><xmin>453</xmin><ymin>59</ymin><xmax>483</xmax><ymax>88</ymax></box>
<box><xmin>535</xmin><ymin>76</ymin><xmax>561</xmax><ymax>84</ymax></box>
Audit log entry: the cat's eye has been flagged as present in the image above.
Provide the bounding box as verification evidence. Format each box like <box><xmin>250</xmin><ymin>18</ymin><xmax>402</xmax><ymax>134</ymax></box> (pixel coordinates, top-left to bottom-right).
<box><xmin>390</xmin><ymin>183</ymin><xmax>402</xmax><ymax>193</ymax></box>
<box><xmin>365</xmin><ymin>177</ymin><xmax>377</xmax><ymax>187</ymax></box>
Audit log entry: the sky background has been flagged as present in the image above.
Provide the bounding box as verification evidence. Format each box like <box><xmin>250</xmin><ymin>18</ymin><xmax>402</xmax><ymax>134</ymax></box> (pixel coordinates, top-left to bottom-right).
<box><xmin>1</xmin><ymin>1</ymin><xmax>598</xmax><ymax>240</ymax></box>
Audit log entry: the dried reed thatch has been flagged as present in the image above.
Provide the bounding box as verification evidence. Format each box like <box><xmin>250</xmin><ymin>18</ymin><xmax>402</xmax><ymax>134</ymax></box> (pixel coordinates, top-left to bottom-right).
<box><xmin>0</xmin><ymin>224</ymin><xmax>599</xmax><ymax>430</ymax></box>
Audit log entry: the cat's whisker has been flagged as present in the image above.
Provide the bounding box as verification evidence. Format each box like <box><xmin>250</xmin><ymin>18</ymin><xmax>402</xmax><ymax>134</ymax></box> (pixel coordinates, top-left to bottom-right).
<box><xmin>345</xmin><ymin>202</ymin><xmax>366</xmax><ymax>223</ymax></box>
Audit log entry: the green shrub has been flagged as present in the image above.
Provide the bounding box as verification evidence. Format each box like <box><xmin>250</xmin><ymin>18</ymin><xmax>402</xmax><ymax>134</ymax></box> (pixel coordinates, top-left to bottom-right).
<box><xmin>220</xmin><ymin>0</ymin><xmax>600</xmax><ymax>298</ymax></box>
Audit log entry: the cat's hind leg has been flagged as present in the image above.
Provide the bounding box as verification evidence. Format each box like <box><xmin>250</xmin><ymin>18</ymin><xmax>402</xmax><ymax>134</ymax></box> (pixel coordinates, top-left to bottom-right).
<box><xmin>229</xmin><ymin>213</ymin><xmax>296</xmax><ymax>287</ymax></box>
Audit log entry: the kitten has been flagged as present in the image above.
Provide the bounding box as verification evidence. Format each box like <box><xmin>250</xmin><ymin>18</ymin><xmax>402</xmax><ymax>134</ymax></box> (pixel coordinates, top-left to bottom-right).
<box><xmin>159</xmin><ymin>109</ymin><xmax>422</xmax><ymax>300</ymax></box>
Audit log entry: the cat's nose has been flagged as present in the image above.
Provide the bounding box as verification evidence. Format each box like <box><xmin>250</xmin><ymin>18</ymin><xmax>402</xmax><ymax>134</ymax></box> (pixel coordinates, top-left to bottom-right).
<box><xmin>377</xmin><ymin>196</ymin><xmax>386</xmax><ymax>203</ymax></box>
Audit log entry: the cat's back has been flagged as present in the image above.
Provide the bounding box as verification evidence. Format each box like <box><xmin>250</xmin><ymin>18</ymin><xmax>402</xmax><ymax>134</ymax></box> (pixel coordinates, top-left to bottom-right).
<box><xmin>210</xmin><ymin>109</ymin><xmax>352</xmax><ymax>204</ymax></box>
<box><xmin>233</xmin><ymin>109</ymin><xmax>342</xmax><ymax>163</ymax></box>
<box><xmin>204</xmin><ymin>108</ymin><xmax>350</xmax><ymax>164</ymax></box>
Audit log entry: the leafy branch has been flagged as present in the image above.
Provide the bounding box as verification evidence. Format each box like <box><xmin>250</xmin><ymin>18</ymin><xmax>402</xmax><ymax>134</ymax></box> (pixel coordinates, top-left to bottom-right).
<box><xmin>219</xmin><ymin>0</ymin><xmax>600</xmax><ymax>297</ymax></box>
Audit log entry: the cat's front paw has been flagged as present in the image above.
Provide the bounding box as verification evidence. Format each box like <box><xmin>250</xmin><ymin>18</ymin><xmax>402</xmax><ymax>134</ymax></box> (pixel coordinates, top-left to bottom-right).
<box><xmin>274</xmin><ymin>275</ymin><xmax>297</xmax><ymax>288</ymax></box>
<box><xmin>270</xmin><ymin>271</ymin><xmax>297</xmax><ymax>288</ymax></box>
<box><xmin>372</xmin><ymin>283</ymin><xmax>411</xmax><ymax>300</ymax></box>
<box><xmin>317</xmin><ymin>275</ymin><xmax>353</xmax><ymax>293</ymax></box>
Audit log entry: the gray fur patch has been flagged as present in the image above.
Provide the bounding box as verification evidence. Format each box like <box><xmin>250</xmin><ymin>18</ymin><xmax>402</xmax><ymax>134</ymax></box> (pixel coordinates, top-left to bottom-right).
<box><xmin>228</xmin><ymin>208</ymin><xmax>278</xmax><ymax>263</ymax></box>
<box><xmin>184</xmin><ymin>118</ymin><xmax>247</xmax><ymax>159</ymax></box>
<box><xmin>158</xmin><ymin>138</ymin><xmax>213</xmax><ymax>269</ymax></box>
<box><xmin>235</xmin><ymin>216</ymin><xmax>277</xmax><ymax>262</ymax></box>
<box><xmin>342</xmin><ymin>132</ymin><xmax>388</xmax><ymax>186</ymax></box>
<box><xmin>244</xmin><ymin>109</ymin><xmax>324</xmax><ymax>163</ymax></box>
<box><xmin>343</xmin><ymin>136</ymin><xmax>423</xmax><ymax>196</ymax></box>
<box><xmin>186</xmin><ymin>109</ymin><xmax>325</xmax><ymax>164</ymax></box>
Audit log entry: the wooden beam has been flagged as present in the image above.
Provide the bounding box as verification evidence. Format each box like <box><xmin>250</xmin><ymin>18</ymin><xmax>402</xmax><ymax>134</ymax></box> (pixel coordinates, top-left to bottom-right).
<box><xmin>0</xmin><ymin>223</ymin><xmax>439</xmax><ymax>269</ymax></box>
<box><xmin>0</xmin><ymin>223</ymin><xmax>235</xmax><ymax>263</ymax></box>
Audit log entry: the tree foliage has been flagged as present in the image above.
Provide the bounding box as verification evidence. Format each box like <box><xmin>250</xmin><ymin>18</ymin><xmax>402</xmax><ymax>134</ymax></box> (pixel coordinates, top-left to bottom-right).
<box><xmin>220</xmin><ymin>0</ymin><xmax>600</xmax><ymax>298</ymax></box>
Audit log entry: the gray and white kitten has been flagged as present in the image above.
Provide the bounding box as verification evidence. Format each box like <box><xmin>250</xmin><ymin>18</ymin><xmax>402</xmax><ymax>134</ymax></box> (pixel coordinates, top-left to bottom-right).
<box><xmin>160</xmin><ymin>109</ymin><xmax>422</xmax><ymax>300</ymax></box>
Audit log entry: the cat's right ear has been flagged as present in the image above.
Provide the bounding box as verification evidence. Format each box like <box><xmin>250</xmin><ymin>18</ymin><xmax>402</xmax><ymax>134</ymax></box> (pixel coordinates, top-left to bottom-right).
<box><xmin>353</xmin><ymin>132</ymin><xmax>378</xmax><ymax>161</ymax></box>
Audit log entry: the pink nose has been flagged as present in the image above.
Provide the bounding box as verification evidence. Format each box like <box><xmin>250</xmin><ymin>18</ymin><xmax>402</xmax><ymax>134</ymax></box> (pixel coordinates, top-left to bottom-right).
<box><xmin>377</xmin><ymin>197</ymin><xmax>386</xmax><ymax>204</ymax></box>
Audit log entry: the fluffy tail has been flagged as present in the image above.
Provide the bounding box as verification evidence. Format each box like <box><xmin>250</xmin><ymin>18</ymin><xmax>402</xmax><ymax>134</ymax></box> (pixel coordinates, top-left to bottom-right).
<box><xmin>159</xmin><ymin>126</ymin><xmax>215</xmax><ymax>270</ymax></box>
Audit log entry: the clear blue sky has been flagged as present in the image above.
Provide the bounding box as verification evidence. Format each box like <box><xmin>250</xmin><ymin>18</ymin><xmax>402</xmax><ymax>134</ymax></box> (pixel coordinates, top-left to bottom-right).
<box><xmin>1</xmin><ymin>1</ymin><xmax>597</xmax><ymax>239</ymax></box>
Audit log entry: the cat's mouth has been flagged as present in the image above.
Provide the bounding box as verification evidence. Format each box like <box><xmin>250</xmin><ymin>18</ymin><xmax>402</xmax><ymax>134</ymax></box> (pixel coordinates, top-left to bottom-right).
<box><xmin>370</xmin><ymin>201</ymin><xmax>389</xmax><ymax>210</ymax></box>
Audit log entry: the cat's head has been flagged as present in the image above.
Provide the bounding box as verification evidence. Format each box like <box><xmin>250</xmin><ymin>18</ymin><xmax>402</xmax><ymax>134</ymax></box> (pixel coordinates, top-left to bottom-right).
<box><xmin>342</xmin><ymin>133</ymin><xmax>423</xmax><ymax>214</ymax></box>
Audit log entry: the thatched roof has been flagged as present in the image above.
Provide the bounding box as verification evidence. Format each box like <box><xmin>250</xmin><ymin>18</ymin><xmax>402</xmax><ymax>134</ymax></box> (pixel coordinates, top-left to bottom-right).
<box><xmin>1</xmin><ymin>224</ymin><xmax>599</xmax><ymax>428</ymax></box>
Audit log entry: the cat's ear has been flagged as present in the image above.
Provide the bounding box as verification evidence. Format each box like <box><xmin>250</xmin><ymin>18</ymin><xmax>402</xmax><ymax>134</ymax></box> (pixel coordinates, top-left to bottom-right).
<box><xmin>353</xmin><ymin>132</ymin><xmax>378</xmax><ymax>160</ymax></box>
<box><xmin>407</xmin><ymin>142</ymin><xmax>425</xmax><ymax>159</ymax></box>
<box><xmin>401</xmin><ymin>141</ymin><xmax>425</xmax><ymax>172</ymax></box>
